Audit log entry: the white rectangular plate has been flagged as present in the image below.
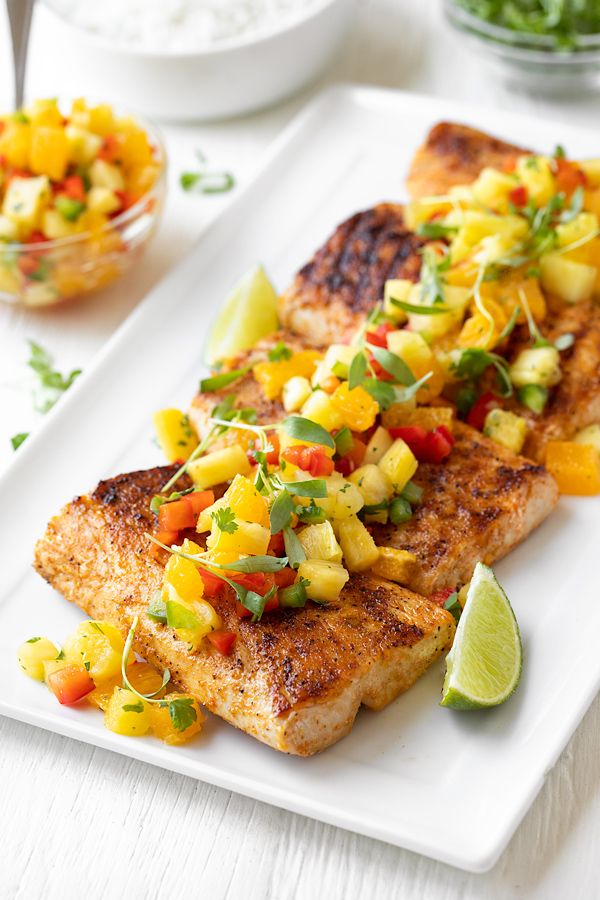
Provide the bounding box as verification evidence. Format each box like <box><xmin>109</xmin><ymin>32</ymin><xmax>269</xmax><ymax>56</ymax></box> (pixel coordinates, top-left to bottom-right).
<box><xmin>1</xmin><ymin>85</ymin><xmax>599</xmax><ymax>873</ymax></box>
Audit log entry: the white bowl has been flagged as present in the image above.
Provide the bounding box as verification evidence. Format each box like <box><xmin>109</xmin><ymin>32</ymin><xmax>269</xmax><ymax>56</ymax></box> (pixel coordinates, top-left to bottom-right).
<box><xmin>42</xmin><ymin>0</ymin><xmax>355</xmax><ymax>122</ymax></box>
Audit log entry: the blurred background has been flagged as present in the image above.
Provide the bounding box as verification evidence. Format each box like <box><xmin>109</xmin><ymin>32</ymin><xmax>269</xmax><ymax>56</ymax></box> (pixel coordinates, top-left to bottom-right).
<box><xmin>1</xmin><ymin>0</ymin><xmax>599</xmax><ymax>468</ymax></box>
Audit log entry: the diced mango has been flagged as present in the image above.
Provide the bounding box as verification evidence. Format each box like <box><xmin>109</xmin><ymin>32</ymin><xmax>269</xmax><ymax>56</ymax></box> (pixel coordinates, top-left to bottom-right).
<box><xmin>29</xmin><ymin>127</ymin><xmax>69</xmax><ymax>181</ymax></box>
<box><xmin>378</xmin><ymin>439</ymin><xmax>418</xmax><ymax>492</ymax></box>
<box><xmin>330</xmin><ymin>382</ymin><xmax>379</xmax><ymax>432</ymax></box>
<box><xmin>371</xmin><ymin>547</ymin><xmax>418</xmax><ymax>585</ymax></box>
<box><xmin>153</xmin><ymin>408</ymin><xmax>199</xmax><ymax>463</ymax></box>
<box><xmin>348</xmin><ymin>464</ymin><xmax>394</xmax><ymax>506</ymax></box>
<box><xmin>164</xmin><ymin>554</ymin><xmax>205</xmax><ymax>604</ymax></box>
<box><xmin>71</xmin><ymin>99</ymin><xmax>115</xmax><ymax>136</ymax></box>
<box><xmin>298</xmin><ymin>521</ymin><xmax>343</xmax><ymax>564</ymax></box>
<box><xmin>150</xmin><ymin>693</ymin><xmax>204</xmax><ymax>745</ymax></box>
<box><xmin>17</xmin><ymin>636</ymin><xmax>60</xmax><ymax>681</ymax></box>
<box><xmin>187</xmin><ymin>444</ymin><xmax>251</xmax><ymax>489</ymax></box>
<box><xmin>364</xmin><ymin>426</ymin><xmax>394</xmax><ymax>465</ymax></box>
<box><xmin>545</xmin><ymin>441</ymin><xmax>600</xmax><ymax>495</ymax></box>
<box><xmin>253</xmin><ymin>351</ymin><xmax>321</xmax><ymax>401</ymax></box>
<box><xmin>104</xmin><ymin>688</ymin><xmax>151</xmax><ymax>737</ymax></box>
<box><xmin>26</xmin><ymin>99</ymin><xmax>63</xmax><ymax>128</ymax></box>
<box><xmin>0</xmin><ymin>121</ymin><xmax>31</xmax><ymax>168</ymax></box>
<box><xmin>338</xmin><ymin>516</ymin><xmax>379</xmax><ymax>572</ymax></box>
<box><xmin>297</xmin><ymin>559</ymin><xmax>349</xmax><ymax>604</ymax></box>
<box><xmin>222</xmin><ymin>473</ymin><xmax>269</xmax><ymax>527</ymax></box>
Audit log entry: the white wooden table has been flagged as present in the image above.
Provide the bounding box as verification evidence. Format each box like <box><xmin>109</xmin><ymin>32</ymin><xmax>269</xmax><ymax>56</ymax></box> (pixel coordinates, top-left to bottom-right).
<box><xmin>2</xmin><ymin>3</ymin><xmax>599</xmax><ymax>896</ymax></box>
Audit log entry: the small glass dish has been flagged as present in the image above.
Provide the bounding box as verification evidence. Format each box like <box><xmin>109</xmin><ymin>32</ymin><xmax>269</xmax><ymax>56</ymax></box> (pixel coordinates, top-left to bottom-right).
<box><xmin>0</xmin><ymin>118</ymin><xmax>166</xmax><ymax>307</ymax></box>
<box><xmin>444</xmin><ymin>0</ymin><xmax>600</xmax><ymax>96</ymax></box>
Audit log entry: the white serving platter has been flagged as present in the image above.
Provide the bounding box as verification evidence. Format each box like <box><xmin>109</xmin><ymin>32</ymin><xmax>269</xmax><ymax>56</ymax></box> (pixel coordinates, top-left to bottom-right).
<box><xmin>1</xmin><ymin>85</ymin><xmax>599</xmax><ymax>873</ymax></box>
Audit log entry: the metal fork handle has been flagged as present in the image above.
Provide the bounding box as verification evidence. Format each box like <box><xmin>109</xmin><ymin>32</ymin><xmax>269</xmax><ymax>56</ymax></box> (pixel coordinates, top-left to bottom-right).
<box><xmin>6</xmin><ymin>0</ymin><xmax>36</xmax><ymax>110</ymax></box>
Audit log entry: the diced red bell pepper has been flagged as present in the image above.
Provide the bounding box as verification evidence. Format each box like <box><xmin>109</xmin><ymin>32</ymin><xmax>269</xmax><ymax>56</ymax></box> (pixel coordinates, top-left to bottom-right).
<box><xmin>235</xmin><ymin>601</ymin><xmax>252</xmax><ymax>618</ymax></box>
<box><xmin>62</xmin><ymin>175</ymin><xmax>86</xmax><ymax>202</ymax></box>
<box><xmin>186</xmin><ymin>490</ymin><xmax>215</xmax><ymax>516</ymax></box>
<box><xmin>200</xmin><ymin>569</ymin><xmax>227</xmax><ymax>599</ymax></box>
<box><xmin>430</xmin><ymin>588</ymin><xmax>455</xmax><ymax>607</ymax></box>
<box><xmin>365</xmin><ymin>322</ymin><xmax>395</xmax><ymax>348</ymax></box>
<box><xmin>248</xmin><ymin>433</ymin><xmax>280</xmax><ymax>466</ymax></box>
<box><xmin>436</xmin><ymin>424</ymin><xmax>455</xmax><ymax>447</ymax></box>
<box><xmin>232</xmin><ymin>572</ymin><xmax>267</xmax><ymax>593</ymax></box>
<box><xmin>367</xmin><ymin>355</ymin><xmax>395</xmax><ymax>382</ymax></box>
<box><xmin>114</xmin><ymin>189</ymin><xmax>139</xmax><ymax>212</ymax></box>
<box><xmin>389</xmin><ymin>425</ymin><xmax>453</xmax><ymax>464</ymax></box>
<box><xmin>554</xmin><ymin>158</ymin><xmax>587</xmax><ymax>197</ymax></box>
<box><xmin>263</xmin><ymin>593</ymin><xmax>280</xmax><ymax>614</ymax></box>
<box><xmin>158</xmin><ymin>498</ymin><xmax>197</xmax><ymax>532</ymax></box>
<box><xmin>281</xmin><ymin>445</ymin><xmax>334</xmax><ymax>477</ymax></box>
<box><xmin>466</xmin><ymin>392</ymin><xmax>501</xmax><ymax>431</ymax></box>
<box><xmin>18</xmin><ymin>255</ymin><xmax>42</xmax><ymax>276</ymax></box>
<box><xmin>207</xmin><ymin>630</ymin><xmax>237</xmax><ymax>655</ymax></box>
<box><xmin>47</xmin><ymin>665</ymin><xmax>95</xmax><ymax>705</ymax></box>
<box><xmin>98</xmin><ymin>134</ymin><xmax>120</xmax><ymax>163</ymax></box>
<box><xmin>274</xmin><ymin>567</ymin><xmax>297</xmax><ymax>588</ymax></box>
<box><xmin>268</xmin><ymin>531</ymin><xmax>286</xmax><ymax>556</ymax></box>
<box><xmin>508</xmin><ymin>185</ymin><xmax>528</xmax><ymax>207</ymax></box>
<box><xmin>150</xmin><ymin>529</ymin><xmax>179</xmax><ymax>560</ymax></box>
<box><xmin>335</xmin><ymin>436</ymin><xmax>367</xmax><ymax>476</ymax></box>
<box><xmin>25</xmin><ymin>230</ymin><xmax>47</xmax><ymax>245</ymax></box>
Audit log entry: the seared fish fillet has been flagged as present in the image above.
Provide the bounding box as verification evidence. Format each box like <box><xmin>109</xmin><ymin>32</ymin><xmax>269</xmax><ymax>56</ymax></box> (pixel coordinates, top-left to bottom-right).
<box><xmin>190</xmin><ymin>353</ymin><xmax>558</xmax><ymax>594</ymax></box>
<box><xmin>371</xmin><ymin>422</ymin><xmax>558</xmax><ymax>594</ymax></box>
<box><xmin>406</xmin><ymin>121</ymin><xmax>528</xmax><ymax>199</ymax></box>
<box><xmin>507</xmin><ymin>298</ymin><xmax>600</xmax><ymax>461</ymax></box>
<box><xmin>279</xmin><ymin>203</ymin><xmax>423</xmax><ymax>346</ymax></box>
<box><xmin>33</xmin><ymin>466</ymin><xmax>455</xmax><ymax>756</ymax></box>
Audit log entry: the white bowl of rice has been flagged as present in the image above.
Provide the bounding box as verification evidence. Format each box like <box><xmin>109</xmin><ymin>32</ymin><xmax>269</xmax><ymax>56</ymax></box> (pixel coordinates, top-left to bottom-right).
<box><xmin>43</xmin><ymin>0</ymin><xmax>355</xmax><ymax>122</ymax></box>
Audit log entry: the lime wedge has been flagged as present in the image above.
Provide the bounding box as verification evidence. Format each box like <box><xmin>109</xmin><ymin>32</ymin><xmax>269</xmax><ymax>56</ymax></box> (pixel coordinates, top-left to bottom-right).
<box><xmin>441</xmin><ymin>562</ymin><xmax>522</xmax><ymax>710</ymax></box>
<box><xmin>205</xmin><ymin>264</ymin><xmax>279</xmax><ymax>364</ymax></box>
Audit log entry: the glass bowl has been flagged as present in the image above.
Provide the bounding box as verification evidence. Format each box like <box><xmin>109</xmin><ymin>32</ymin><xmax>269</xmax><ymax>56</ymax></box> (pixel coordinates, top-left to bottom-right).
<box><xmin>444</xmin><ymin>0</ymin><xmax>600</xmax><ymax>95</ymax></box>
<box><xmin>0</xmin><ymin>118</ymin><xmax>166</xmax><ymax>307</ymax></box>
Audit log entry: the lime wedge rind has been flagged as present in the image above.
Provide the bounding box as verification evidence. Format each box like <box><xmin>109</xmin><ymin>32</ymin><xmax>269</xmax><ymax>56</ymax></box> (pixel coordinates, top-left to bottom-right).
<box><xmin>441</xmin><ymin>562</ymin><xmax>522</xmax><ymax>710</ymax></box>
<box><xmin>204</xmin><ymin>263</ymin><xmax>280</xmax><ymax>365</ymax></box>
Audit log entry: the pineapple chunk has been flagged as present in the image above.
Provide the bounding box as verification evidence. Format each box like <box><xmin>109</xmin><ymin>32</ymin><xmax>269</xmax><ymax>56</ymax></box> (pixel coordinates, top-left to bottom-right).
<box><xmin>65</xmin><ymin>124</ymin><xmax>102</xmax><ymax>166</ymax></box>
<box><xmin>222</xmin><ymin>473</ymin><xmax>269</xmax><ymax>527</ymax></box>
<box><xmin>298</xmin><ymin>521</ymin><xmax>343</xmax><ymax>564</ymax></box>
<box><xmin>207</xmin><ymin>519</ymin><xmax>270</xmax><ymax>557</ymax></box>
<box><xmin>556</xmin><ymin>212</ymin><xmax>599</xmax><ymax>249</ymax></box>
<box><xmin>318</xmin><ymin>474</ymin><xmax>364</xmax><ymax>520</ymax></box>
<box><xmin>312</xmin><ymin>344</ymin><xmax>360</xmax><ymax>384</ymax></box>
<box><xmin>406</xmin><ymin>284</ymin><xmax>470</xmax><ymax>341</ymax></box>
<box><xmin>89</xmin><ymin>159</ymin><xmax>126</xmax><ymax>192</ymax></box>
<box><xmin>104</xmin><ymin>688</ymin><xmax>151</xmax><ymax>737</ymax></box>
<box><xmin>297</xmin><ymin>559</ymin><xmax>349</xmax><ymax>604</ymax></box>
<box><xmin>187</xmin><ymin>444</ymin><xmax>251</xmax><ymax>489</ymax></box>
<box><xmin>540</xmin><ymin>253</ymin><xmax>596</xmax><ymax>303</ymax></box>
<box><xmin>364</xmin><ymin>426</ymin><xmax>393</xmax><ymax>465</ymax></box>
<box><xmin>196</xmin><ymin>497</ymin><xmax>226</xmax><ymax>533</ymax></box>
<box><xmin>390</xmin><ymin>406</ymin><xmax>455</xmax><ymax>432</ymax></box>
<box><xmin>484</xmin><ymin>409</ymin><xmax>528</xmax><ymax>454</ymax></box>
<box><xmin>3</xmin><ymin>175</ymin><xmax>50</xmax><ymax>229</ymax></box>
<box><xmin>301</xmin><ymin>389</ymin><xmax>345</xmax><ymax>432</ymax></box>
<box><xmin>338</xmin><ymin>515</ymin><xmax>379</xmax><ymax>572</ymax></box>
<box><xmin>378</xmin><ymin>439</ymin><xmax>418</xmax><ymax>492</ymax></box>
<box><xmin>509</xmin><ymin>347</ymin><xmax>561</xmax><ymax>388</ymax></box>
<box><xmin>348</xmin><ymin>464</ymin><xmax>394</xmax><ymax>506</ymax></box>
<box><xmin>26</xmin><ymin>98</ymin><xmax>62</xmax><ymax>128</ymax></box>
<box><xmin>87</xmin><ymin>186</ymin><xmax>121</xmax><ymax>215</ymax></box>
<box><xmin>383</xmin><ymin>278</ymin><xmax>411</xmax><ymax>322</ymax></box>
<box><xmin>152</xmin><ymin>409</ymin><xmax>198</xmax><ymax>463</ymax></box>
<box><xmin>573</xmin><ymin>423</ymin><xmax>600</xmax><ymax>456</ymax></box>
<box><xmin>63</xmin><ymin>620</ymin><xmax>131</xmax><ymax>684</ymax></box>
<box><xmin>17</xmin><ymin>637</ymin><xmax>60</xmax><ymax>681</ymax></box>
<box><xmin>579</xmin><ymin>158</ymin><xmax>600</xmax><ymax>186</ymax></box>
<box><xmin>71</xmin><ymin>99</ymin><xmax>115</xmax><ymax>136</ymax></box>
<box><xmin>29</xmin><ymin>126</ymin><xmax>69</xmax><ymax>181</ymax></box>
<box><xmin>282</xmin><ymin>376</ymin><xmax>312</xmax><ymax>412</ymax></box>
<box><xmin>471</xmin><ymin>167</ymin><xmax>519</xmax><ymax>211</ymax></box>
<box><xmin>41</xmin><ymin>209</ymin><xmax>80</xmax><ymax>240</ymax></box>
<box><xmin>23</xmin><ymin>282</ymin><xmax>58</xmax><ymax>307</ymax></box>
<box><xmin>386</xmin><ymin>329</ymin><xmax>434</xmax><ymax>375</ymax></box>
<box><xmin>372</xmin><ymin>547</ymin><xmax>418</xmax><ymax>585</ymax></box>
<box><xmin>0</xmin><ymin>215</ymin><xmax>19</xmax><ymax>241</ymax></box>
<box><xmin>516</xmin><ymin>156</ymin><xmax>555</xmax><ymax>206</ymax></box>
